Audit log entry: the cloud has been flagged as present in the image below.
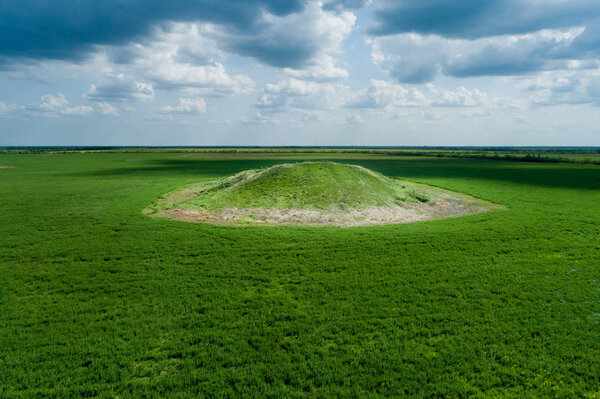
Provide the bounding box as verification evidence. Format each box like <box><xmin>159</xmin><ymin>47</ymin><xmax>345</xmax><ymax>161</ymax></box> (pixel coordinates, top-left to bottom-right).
<box><xmin>85</xmin><ymin>74</ymin><xmax>155</xmax><ymax>102</ymax></box>
<box><xmin>323</xmin><ymin>0</ymin><xmax>373</xmax><ymax>12</ymax></box>
<box><xmin>428</xmin><ymin>85</ymin><xmax>487</xmax><ymax>107</ymax></box>
<box><xmin>1</xmin><ymin>93</ymin><xmax>95</xmax><ymax>118</ymax></box>
<box><xmin>264</xmin><ymin>79</ymin><xmax>326</xmax><ymax>97</ymax></box>
<box><xmin>345</xmin><ymin>79</ymin><xmax>427</xmax><ymax>108</ymax></box>
<box><xmin>345</xmin><ymin>114</ymin><xmax>364</xmax><ymax>125</ymax></box>
<box><xmin>521</xmin><ymin>70</ymin><xmax>600</xmax><ymax>106</ymax></box>
<box><xmin>423</xmin><ymin>110</ymin><xmax>442</xmax><ymax>121</ymax></box>
<box><xmin>371</xmin><ymin>28</ymin><xmax>588</xmax><ymax>83</ymax></box>
<box><xmin>241</xmin><ymin>111</ymin><xmax>281</xmax><ymax>125</ymax></box>
<box><xmin>137</xmin><ymin>55</ymin><xmax>252</xmax><ymax>95</ymax></box>
<box><xmin>98</xmin><ymin>102</ymin><xmax>120</xmax><ymax>116</ymax></box>
<box><xmin>107</xmin><ymin>24</ymin><xmax>225</xmax><ymax>66</ymax></box>
<box><xmin>108</xmin><ymin>24</ymin><xmax>254</xmax><ymax>95</ymax></box>
<box><xmin>214</xmin><ymin>2</ymin><xmax>356</xmax><ymax>68</ymax></box>
<box><xmin>256</xmin><ymin>78</ymin><xmax>348</xmax><ymax>111</ymax></box>
<box><xmin>444</xmin><ymin>29</ymin><xmax>584</xmax><ymax>78</ymax></box>
<box><xmin>28</xmin><ymin>93</ymin><xmax>93</xmax><ymax>117</ymax></box>
<box><xmin>364</xmin><ymin>1</ymin><xmax>600</xmax><ymax>84</ymax></box>
<box><xmin>61</xmin><ymin>105</ymin><xmax>94</xmax><ymax>116</ymax></box>
<box><xmin>0</xmin><ymin>101</ymin><xmax>25</xmax><ymax>118</ymax></box>
<box><xmin>282</xmin><ymin>56</ymin><xmax>348</xmax><ymax>82</ymax></box>
<box><xmin>38</xmin><ymin>93</ymin><xmax>69</xmax><ymax>112</ymax></box>
<box><xmin>323</xmin><ymin>0</ymin><xmax>371</xmax><ymax>11</ymax></box>
<box><xmin>0</xmin><ymin>1</ymin><xmax>356</xmax><ymax>73</ymax></box>
<box><xmin>369</xmin><ymin>0</ymin><xmax>600</xmax><ymax>39</ymax></box>
<box><xmin>255</xmin><ymin>77</ymin><xmax>492</xmax><ymax>126</ymax></box>
<box><xmin>0</xmin><ymin>0</ymin><xmax>305</xmax><ymax>66</ymax></box>
<box><xmin>344</xmin><ymin>80</ymin><xmax>487</xmax><ymax>110</ymax></box>
<box><xmin>370</xmin><ymin>34</ymin><xmax>446</xmax><ymax>84</ymax></box>
<box><xmin>159</xmin><ymin>98</ymin><xmax>206</xmax><ymax>114</ymax></box>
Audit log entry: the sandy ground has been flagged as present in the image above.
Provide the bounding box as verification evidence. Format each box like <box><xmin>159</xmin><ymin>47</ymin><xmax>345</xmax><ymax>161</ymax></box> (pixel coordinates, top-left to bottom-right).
<box><xmin>151</xmin><ymin>198</ymin><xmax>493</xmax><ymax>227</ymax></box>
<box><xmin>147</xmin><ymin>179</ymin><xmax>501</xmax><ymax>227</ymax></box>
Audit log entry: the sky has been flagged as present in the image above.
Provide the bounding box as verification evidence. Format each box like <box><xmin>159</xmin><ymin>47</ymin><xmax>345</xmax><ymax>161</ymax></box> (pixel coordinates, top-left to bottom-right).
<box><xmin>1</xmin><ymin>0</ymin><xmax>599</xmax><ymax>146</ymax></box>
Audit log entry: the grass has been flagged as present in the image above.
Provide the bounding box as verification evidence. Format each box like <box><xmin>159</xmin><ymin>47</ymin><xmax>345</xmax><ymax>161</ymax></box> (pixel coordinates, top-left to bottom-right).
<box><xmin>161</xmin><ymin>162</ymin><xmax>430</xmax><ymax>212</ymax></box>
<box><xmin>1</xmin><ymin>152</ymin><xmax>599</xmax><ymax>397</ymax></box>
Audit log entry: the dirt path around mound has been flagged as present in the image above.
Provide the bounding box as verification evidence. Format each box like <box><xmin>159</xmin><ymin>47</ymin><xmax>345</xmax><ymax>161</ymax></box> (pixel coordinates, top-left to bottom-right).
<box><xmin>146</xmin><ymin>181</ymin><xmax>502</xmax><ymax>227</ymax></box>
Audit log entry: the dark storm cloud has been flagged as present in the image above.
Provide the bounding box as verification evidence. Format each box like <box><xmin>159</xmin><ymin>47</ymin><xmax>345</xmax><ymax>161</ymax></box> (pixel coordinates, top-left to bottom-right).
<box><xmin>443</xmin><ymin>39</ymin><xmax>557</xmax><ymax>78</ymax></box>
<box><xmin>369</xmin><ymin>0</ymin><xmax>600</xmax><ymax>39</ymax></box>
<box><xmin>323</xmin><ymin>0</ymin><xmax>370</xmax><ymax>11</ymax></box>
<box><xmin>445</xmin><ymin>57</ymin><xmax>545</xmax><ymax>79</ymax></box>
<box><xmin>229</xmin><ymin>42</ymin><xmax>314</xmax><ymax>69</ymax></box>
<box><xmin>0</xmin><ymin>0</ymin><xmax>305</xmax><ymax>66</ymax></box>
<box><xmin>368</xmin><ymin>1</ymin><xmax>600</xmax><ymax>82</ymax></box>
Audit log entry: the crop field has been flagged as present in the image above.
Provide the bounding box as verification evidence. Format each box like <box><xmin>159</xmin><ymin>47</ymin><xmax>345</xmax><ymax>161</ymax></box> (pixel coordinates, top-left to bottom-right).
<box><xmin>1</xmin><ymin>151</ymin><xmax>599</xmax><ymax>397</ymax></box>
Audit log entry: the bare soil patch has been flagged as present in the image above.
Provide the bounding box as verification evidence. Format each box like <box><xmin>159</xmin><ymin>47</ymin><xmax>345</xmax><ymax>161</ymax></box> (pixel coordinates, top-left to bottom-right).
<box><xmin>0</xmin><ymin>166</ymin><xmax>15</xmax><ymax>169</ymax></box>
<box><xmin>155</xmin><ymin>200</ymin><xmax>489</xmax><ymax>227</ymax></box>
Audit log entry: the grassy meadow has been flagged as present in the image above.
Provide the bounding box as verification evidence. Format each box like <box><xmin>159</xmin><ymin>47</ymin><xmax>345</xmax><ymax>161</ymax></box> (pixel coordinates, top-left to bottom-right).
<box><xmin>1</xmin><ymin>151</ymin><xmax>599</xmax><ymax>397</ymax></box>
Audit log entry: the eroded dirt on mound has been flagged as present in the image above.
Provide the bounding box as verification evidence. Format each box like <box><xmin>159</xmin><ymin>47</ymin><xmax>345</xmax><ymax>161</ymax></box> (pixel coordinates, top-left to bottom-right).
<box><xmin>151</xmin><ymin>198</ymin><xmax>494</xmax><ymax>227</ymax></box>
<box><xmin>146</xmin><ymin>179</ymin><xmax>501</xmax><ymax>227</ymax></box>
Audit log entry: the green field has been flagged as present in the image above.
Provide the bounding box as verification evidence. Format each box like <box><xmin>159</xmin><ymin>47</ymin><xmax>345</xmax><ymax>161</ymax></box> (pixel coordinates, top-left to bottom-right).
<box><xmin>1</xmin><ymin>152</ymin><xmax>599</xmax><ymax>397</ymax></box>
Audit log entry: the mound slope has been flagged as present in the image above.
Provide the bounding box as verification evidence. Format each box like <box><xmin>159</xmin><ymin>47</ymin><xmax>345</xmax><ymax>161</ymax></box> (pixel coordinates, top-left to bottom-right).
<box><xmin>147</xmin><ymin>162</ymin><xmax>496</xmax><ymax>226</ymax></box>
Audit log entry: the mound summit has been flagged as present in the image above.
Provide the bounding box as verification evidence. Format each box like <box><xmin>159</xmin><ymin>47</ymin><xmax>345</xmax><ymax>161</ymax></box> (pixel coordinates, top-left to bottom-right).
<box><xmin>147</xmin><ymin>162</ymin><xmax>494</xmax><ymax>226</ymax></box>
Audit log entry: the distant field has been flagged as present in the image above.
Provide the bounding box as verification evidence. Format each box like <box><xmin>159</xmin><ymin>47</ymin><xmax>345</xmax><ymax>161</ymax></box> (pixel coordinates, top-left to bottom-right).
<box><xmin>3</xmin><ymin>146</ymin><xmax>600</xmax><ymax>164</ymax></box>
<box><xmin>1</xmin><ymin>152</ymin><xmax>599</xmax><ymax>397</ymax></box>
<box><xmin>179</xmin><ymin>150</ymin><xmax>600</xmax><ymax>164</ymax></box>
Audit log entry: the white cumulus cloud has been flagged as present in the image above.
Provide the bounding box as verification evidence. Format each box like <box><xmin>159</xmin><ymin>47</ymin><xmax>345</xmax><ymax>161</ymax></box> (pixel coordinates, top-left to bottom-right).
<box><xmin>61</xmin><ymin>105</ymin><xmax>94</xmax><ymax>116</ymax></box>
<box><xmin>98</xmin><ymin>102</ymin><xmax>120</xmax><ymax>116</ymax></box>
<box><xmin>159</xmin><ymin>98</ymin><xmax>207</xmax><ymax>114</ymax></box>
<box><xmin>85</xmin><ymin>74</ymin><xmax>155</xmax><ymax>102</ymax></box>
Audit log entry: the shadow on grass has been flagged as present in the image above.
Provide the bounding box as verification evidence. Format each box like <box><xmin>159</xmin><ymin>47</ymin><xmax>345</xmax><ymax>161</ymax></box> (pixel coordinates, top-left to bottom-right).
<box><xmin>75</xmin><ymin>157</ymin><xmax>600</xmax><ymax>190</ymax></box>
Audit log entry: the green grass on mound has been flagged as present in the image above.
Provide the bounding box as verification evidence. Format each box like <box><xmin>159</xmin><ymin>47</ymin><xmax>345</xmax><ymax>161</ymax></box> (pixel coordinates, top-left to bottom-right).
<box><xmin>169</xmin><ymin>162</ymin><xmax>429</xmax><ymax>211</ymax></box>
